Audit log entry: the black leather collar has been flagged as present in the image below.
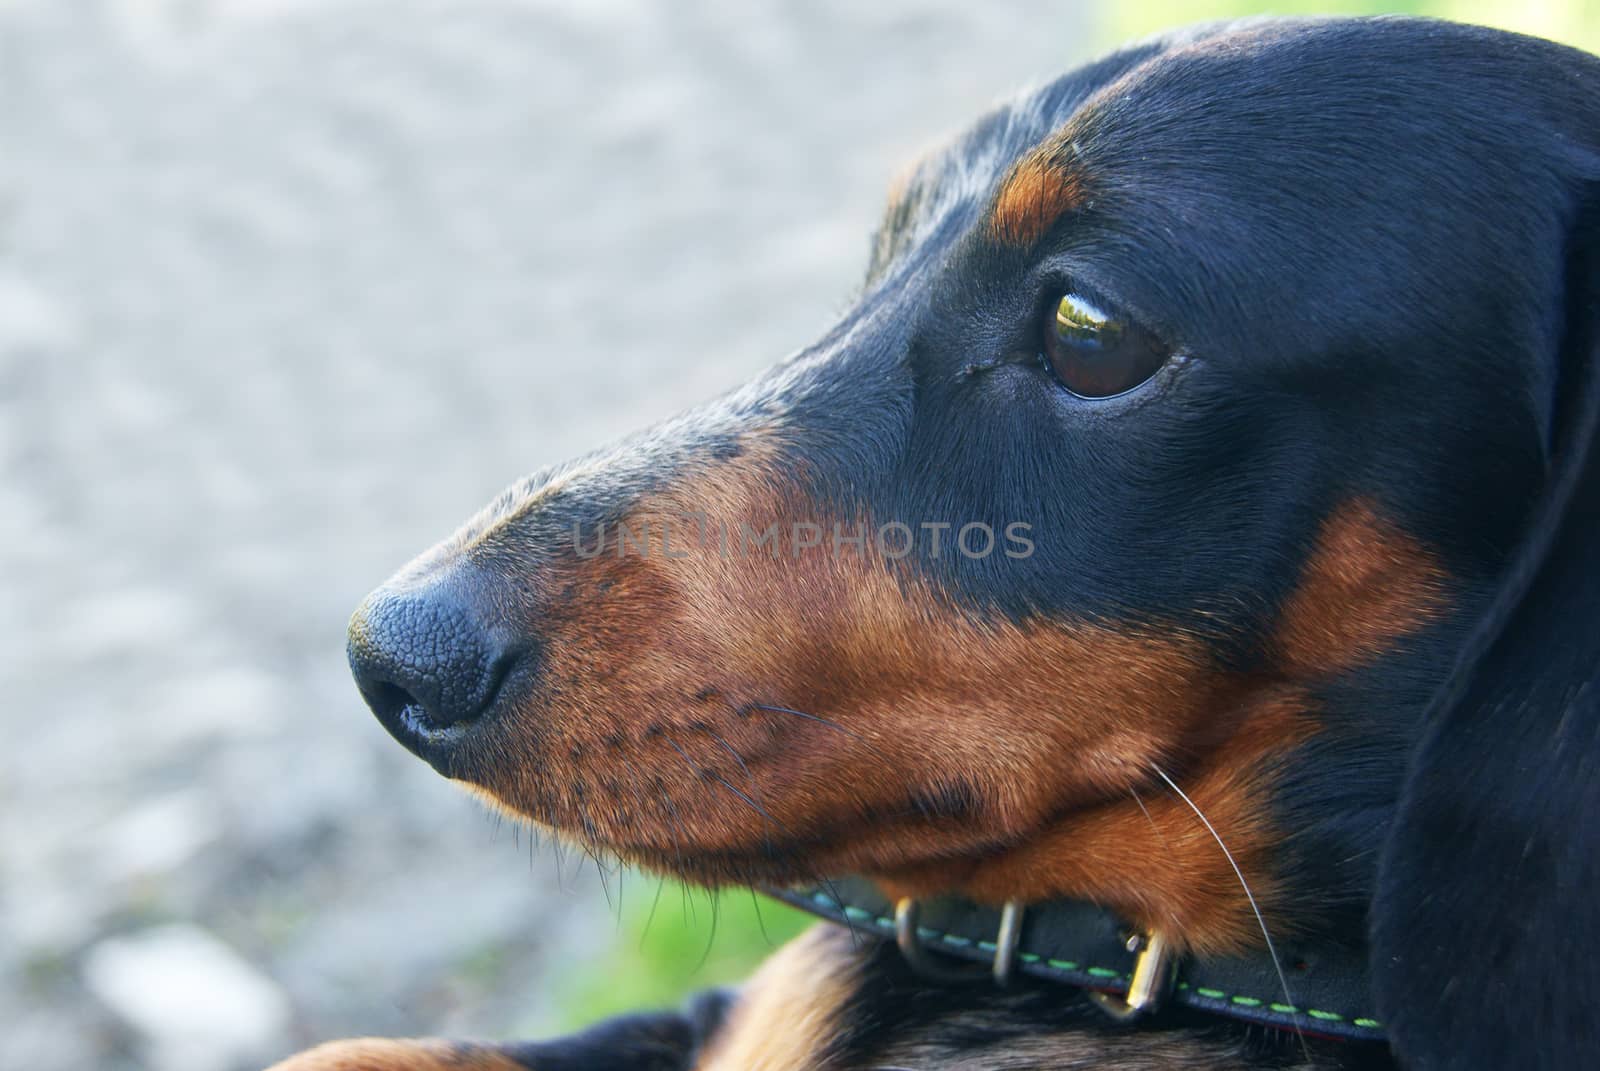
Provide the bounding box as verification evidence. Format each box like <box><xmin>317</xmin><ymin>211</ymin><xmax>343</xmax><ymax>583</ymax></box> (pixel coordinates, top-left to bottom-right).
<box><xmin>767</xmin><ymin>878</ymin><xmax>1385</xmax><ymax>1043</ymax></box>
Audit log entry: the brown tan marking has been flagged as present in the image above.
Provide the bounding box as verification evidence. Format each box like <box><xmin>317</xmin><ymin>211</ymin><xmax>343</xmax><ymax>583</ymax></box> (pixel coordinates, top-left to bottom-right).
<box><xmin>883</xmin><ymin>498</ymin><xmax>1450</xmax><ymax>953</ymax></box>
<box><xmin>264</xmin><ymin>1038</ymin><xmax>528</xmax><ymax>1071</ymax></box>
<box><xmin>988</xmin><ymin>148</ymin><xmax>1086</xmax><ymax>247</ymax></box>
<box><xmin>459</xmin><ymin>433</ymin><xmax>1447</xmax><ymax>955</ymax></box>
<box><xmin>1275</xmin><ymin>498</ymin><xmax>1448</xmax><ymax>673</ymax></box>
<box><xmin>868</xmin><ymin>153</ymin><xmax>937</xmax><ymax>281</ymax></box>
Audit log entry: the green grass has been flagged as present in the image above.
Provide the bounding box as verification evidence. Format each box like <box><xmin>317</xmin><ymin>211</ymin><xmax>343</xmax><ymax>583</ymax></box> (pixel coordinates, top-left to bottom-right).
<box><xmin>553</xmin><ymin>876</ymin><xmax>813</xmax><ymax>1029</ymax></box>
<box><xmin>1104</xmin><ymin>0</ymin><xmax>1597</xmax><ymax>51</ymax></box>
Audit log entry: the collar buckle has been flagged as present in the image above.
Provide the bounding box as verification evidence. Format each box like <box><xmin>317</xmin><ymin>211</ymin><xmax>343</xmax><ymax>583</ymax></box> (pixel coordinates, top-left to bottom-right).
<box><xmin>1087</xmin><ymin>930</ymin><xmax>1178</xmax><ymax>1021</ymax></box>
<box><xmin>894</xmin><ymin>897</ymin><xmax>1026</xmax><ymax>985</ymax></box>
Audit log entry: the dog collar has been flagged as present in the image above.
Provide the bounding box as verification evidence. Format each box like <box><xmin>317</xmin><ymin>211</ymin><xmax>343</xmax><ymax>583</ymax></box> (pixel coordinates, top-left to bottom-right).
<box><xmin>767</xmin><ymin>877</ymin><xmax>1385</xmax><ymax>1043</ymax></box>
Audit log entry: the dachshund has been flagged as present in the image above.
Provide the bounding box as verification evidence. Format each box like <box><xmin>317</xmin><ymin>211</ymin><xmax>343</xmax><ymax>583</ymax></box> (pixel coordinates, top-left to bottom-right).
<box><xmin>273</xmin><ymin>15</ymin><xmax>1600</xmax><ymax>1070</ymax></box>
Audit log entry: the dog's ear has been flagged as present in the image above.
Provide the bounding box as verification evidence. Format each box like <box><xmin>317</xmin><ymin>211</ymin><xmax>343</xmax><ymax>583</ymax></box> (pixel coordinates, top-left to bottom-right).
<box><xmin>1370</xmin><ymin>180</ymin><xmax>1600</xmax><ymax>1067</ymax></box>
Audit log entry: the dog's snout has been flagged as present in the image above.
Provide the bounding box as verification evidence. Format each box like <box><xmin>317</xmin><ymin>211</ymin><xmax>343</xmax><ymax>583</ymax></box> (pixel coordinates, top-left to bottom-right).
<box><xmin>347</xmin><ymin>576</ymin><xmax>518</xmax><ymax>764</ymax></box>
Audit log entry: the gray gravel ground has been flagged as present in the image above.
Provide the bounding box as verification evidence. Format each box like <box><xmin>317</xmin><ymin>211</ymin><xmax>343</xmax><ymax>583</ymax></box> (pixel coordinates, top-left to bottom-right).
<box><xmin>1</xmin><ymin>1</ymin><xmax>1103</xmax><ymax>1067</ymax></box>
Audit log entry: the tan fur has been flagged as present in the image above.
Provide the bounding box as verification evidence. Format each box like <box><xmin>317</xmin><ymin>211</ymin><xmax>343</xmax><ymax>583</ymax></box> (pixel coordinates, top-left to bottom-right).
<box><xmin>264</xmin><ymin>1039</ymin><xmax>528</xmax><ymax>1071</ymax></box>
<box><xmin>989</xmin><ymin>151</ymin><xmax>1086</xmax><ymax>247</ymax></box>
<box><xmin>1275</xmin><ymin>498</ymin><xmax>1448</xmax><ymax>673</ymax></box>
<box><xmin>456</xmin><ymin>430</ymin><xmax>1446</xmax><ymax>954</ymax></box>
<box><xmin>695</xmin><ymin>925</ymin><xmax>862</xmax><ymax>1071</ymax></box>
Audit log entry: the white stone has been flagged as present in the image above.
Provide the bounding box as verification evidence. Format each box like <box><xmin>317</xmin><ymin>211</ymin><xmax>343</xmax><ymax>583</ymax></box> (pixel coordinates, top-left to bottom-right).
<box><xmin>98</xmin><ymin>789</ymin><xmax>221</xmax><ymax>882</ymax></box>
<box><xmin>83</xmin><ymin>925</ymin><xmax>291</xmax><ymax>1071</ymax></box>
<box><xmin>0</xmin><ymin>274</ymin><xmax>77</xmax><ymax>354</ymax></box>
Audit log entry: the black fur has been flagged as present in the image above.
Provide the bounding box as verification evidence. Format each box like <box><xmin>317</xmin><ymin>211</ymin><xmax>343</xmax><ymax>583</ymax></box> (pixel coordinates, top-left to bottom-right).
<box><xmin>1369</xmin><ymin>189</ymin><xmax>1600</xmax><ymax>1066</ymax></box>
<box><xmin>308</xmin><ymin>16</ymin><xmax>1600</xmax><ymax>1070</ymax></box>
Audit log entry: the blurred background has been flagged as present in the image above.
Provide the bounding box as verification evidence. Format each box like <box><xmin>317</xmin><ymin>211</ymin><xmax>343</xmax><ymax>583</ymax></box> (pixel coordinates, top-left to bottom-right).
<box><xmin>1</xmin><ymin>1</ymin><xmax>1594</xmax><ymax>1068</ymax></box>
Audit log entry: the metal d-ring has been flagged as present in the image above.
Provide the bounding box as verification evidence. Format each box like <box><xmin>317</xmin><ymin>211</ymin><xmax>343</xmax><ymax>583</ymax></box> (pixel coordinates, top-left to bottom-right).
<box><xmin>1087</xmin><ymin>929</ymin><xmax>1178</xmax><ymax>1021</ymax></box>
<box><xmin>894</xmin><ymin>897</ymin><xmax>1026</xmax><ymax>986</ymax></box>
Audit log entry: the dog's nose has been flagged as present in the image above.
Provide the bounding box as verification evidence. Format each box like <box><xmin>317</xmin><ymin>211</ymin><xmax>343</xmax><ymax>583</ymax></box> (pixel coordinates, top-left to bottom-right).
<box><xmin>347</xmin><ymin>576</ymin><xmax>517</xmax><ymax>763</ymax></box>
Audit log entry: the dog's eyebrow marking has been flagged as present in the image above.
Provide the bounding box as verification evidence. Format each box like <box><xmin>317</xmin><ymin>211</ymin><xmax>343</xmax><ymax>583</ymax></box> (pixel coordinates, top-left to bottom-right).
<box><xmin>989</xmin><ymin>145</ymin><xmax>1087</xmax><ymax>248</ymax></box>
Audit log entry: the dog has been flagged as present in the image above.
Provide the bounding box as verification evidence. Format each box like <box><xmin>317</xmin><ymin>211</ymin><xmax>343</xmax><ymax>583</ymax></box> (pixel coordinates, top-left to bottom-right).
<box><xmin>272</xmin><ymin>15</ymin><xmax>1600</xmax><ymax>1070</ymax></box>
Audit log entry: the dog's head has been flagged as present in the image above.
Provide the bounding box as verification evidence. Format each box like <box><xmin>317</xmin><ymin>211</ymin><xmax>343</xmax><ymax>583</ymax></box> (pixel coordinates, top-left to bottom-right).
<box><xmin>347</xmin><ymin>17</ymin><xmax>1600</xmax><ymax>1063</ymax></box>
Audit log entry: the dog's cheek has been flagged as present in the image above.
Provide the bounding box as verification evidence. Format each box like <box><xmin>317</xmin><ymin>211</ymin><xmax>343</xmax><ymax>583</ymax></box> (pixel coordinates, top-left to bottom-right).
<box><xmin>1272</xmin><ymin>498</ymin><xmax>1449</xmax><ymax>673</ymax></box>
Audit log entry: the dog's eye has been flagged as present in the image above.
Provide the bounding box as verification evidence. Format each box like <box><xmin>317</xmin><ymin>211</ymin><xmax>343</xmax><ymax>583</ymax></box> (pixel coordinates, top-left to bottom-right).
<box><xmin>1040</xmin><ymin>292</ymin><xmax>1170</xmax><ymax>398</ymax></box>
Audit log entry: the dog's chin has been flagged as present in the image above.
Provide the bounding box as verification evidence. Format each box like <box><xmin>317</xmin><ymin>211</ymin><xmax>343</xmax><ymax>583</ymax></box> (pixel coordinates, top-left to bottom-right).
<box><xmin>450</xmin><ymin>776</ymin><xmax>1011</xmax><ymax>892</ymax></box>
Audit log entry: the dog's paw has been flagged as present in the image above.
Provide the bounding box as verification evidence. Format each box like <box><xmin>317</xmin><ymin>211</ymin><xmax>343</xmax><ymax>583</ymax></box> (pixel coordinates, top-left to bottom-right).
<box><xmin>264</xmin><ymin>1038</ymin><xmax>529</xmax><ymax>1071</ymax></box>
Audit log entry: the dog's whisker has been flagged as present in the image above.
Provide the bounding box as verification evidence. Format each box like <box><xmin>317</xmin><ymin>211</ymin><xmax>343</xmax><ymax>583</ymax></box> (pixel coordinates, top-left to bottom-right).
<box><xmin>550</xmin><ymin>831</ymin><xmax>569</xmax><ymax>894</ymax></box>
<box><xmin>704</xmin><ymin>726</ymin><xmax>779</xmax><ymax>860</ymax></box>
<box><xmin>1126</xmin><ymin>786</ymin><xmax>1184</xmax><ymax>932</ymax></box>
<box><xmin>1149</xmin><ymin>763</ymin><xmax>1308</xmax><ymax>1061</ymax></box>
<box><xmin>1127</xmin><ymin>784</ymin><xmax>1177</xmax><ymax>852</ymax></box>
<box><xmin>567</xmin><ymin>789</ymin><xmax>613</xmax><ymax>905</ymax></box>
<box><xmin>640</xmin><ymin>873</ymin><xmax>668</xmax><ymax>950</ymax></box>
<box><xmin>664</xmin><ymin>734</ymin><xmax>793</xmax><ymax>837</ymax></box>
<box><xmin>748</xmin><ymin>888</ymin><xmax>773</xmax><ymax>946</ymax></box>
<box><xmin>655</xmin><ymin>784</ymin><xmax>689</xmax><ymax>878</ymax></box>
<box><xmin>705</xmin><ymin>726</ymin><xmax>757</xmax><ymax>784</ymax></box>
<box><xmin>614</xmin><ymin>863</ymin><xmax>626</xmax><ymax>934</ymax></box>
<box><xmin>813</xmin><ymin>872</ymin><xmax>868</xmax><ymax>949</ymax></box>
<box><xmin>590</xmin><ymin>848</ymin><xmax>615</xmax><ymax>912</ymax></box>
<box><xmin>750</xmin><ymin>702</ymin><xmax>891</xmax><ymax>762</ymax></box>
<box><xmin>656</xmin><ymin>730</ymin><xmax>862</xmax><ymax>946</ymax></box>
<box><xmin>693</xmin><ymin>888</ymin><xmax>722</xmax><ymax>974</ymax></box>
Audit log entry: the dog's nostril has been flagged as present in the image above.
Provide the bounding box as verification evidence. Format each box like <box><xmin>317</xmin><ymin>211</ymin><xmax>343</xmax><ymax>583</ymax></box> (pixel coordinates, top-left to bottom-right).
<box><xmin>363</xmin><ymin>679</ymin><xmax>424</xmax><ymax>728</ymax></box>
